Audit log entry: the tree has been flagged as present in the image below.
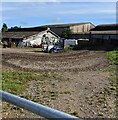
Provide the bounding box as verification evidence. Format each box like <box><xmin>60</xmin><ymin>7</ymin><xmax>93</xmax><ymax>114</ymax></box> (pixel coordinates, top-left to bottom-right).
<box><xmin>61</xmin><ymin>28</ymin><xmax>72</xmax><ymax>38</ymax></box>
<box><xmin>1</xmin><ymin>23</ymin><xmax>8</xmax><ymax>32</ymax></box>
<box><xmin>11</xmin><ymin>26</ymin><xmax>21</xmax><ymax>29</ymax></box>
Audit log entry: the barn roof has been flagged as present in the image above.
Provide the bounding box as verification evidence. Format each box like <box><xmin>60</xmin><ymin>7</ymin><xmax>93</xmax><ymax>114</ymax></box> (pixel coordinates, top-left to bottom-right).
<box><xmin>3</xmin><ymin>27</ymin><xmax>48</xmax><ymax>39</ymax></box>
<box><xmin>2</xmin><ymin>29</ymin><xmax>60</xmax><ymax>39</ymax></box>
<box><xmin>2</xmin><ymin>22</ymin><xmax>95</xmax><ymax>39</ymax></box>
<box><xmin>2</xmin><ymin>31</ymin><xmax>40</xmax><ymax>39</ymax></box>
<box><xmin>40</xmin><ymin>22</ymin><xmax>95</xmax><ymax>28</ymax></box>
<box><xmin>90</xmin><ymin>24</ymin><xmax>118</xmax><ymax>31</ymax></box>
<box><xmin>6</xmin><ymin>22</ymin><xmax>94</xmax><ymax>32</ymax></box>
<box><xmin>14</xmin><ymin>22</ymin><xmax>94</xmax><ymax>30</ymax></box>
<box><xmin>7</xmin><ymin>27</ymin><xmax>47</xmax><ymax>32</ymax></box>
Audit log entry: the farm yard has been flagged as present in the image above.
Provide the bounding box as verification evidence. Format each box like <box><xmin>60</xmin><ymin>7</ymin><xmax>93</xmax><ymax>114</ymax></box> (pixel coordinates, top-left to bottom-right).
<box><xmin>1</xmin><ymin>48</ymin><xmax>117</xmax><ymax>118</ymax></box>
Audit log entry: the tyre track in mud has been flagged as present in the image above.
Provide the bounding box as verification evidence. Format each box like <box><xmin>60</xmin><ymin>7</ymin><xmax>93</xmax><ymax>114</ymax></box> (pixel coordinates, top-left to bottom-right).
<box><xmin>2</xmin><ymin>49</ymin><xmax>115</xmax><ymax>118</ymax></box>
<box><xmin>2</xmin><ymin>50</ymin><xmax>89</xmax><ymax>61</ymax></box>
<box><xmin>2</xmin><ymin>50</ymin><xmax>109</xmax><ymax>73</ymax></box>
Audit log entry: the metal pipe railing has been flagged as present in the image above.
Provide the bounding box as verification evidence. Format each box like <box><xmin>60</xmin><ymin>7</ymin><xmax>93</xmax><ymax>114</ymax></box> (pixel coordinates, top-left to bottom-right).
<box><xmin>0</xmin><ymin>90</ymin><xmax>81</xmax><ymax>120</ymax></box>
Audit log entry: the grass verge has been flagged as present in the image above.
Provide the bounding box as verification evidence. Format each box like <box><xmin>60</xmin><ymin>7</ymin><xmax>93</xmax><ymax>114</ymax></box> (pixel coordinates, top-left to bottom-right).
<box><xmin>1</xmin><ymin>70</ymin><xmax>64</xmax><ymax>95</ymax></box>
<box><xmin>1</xmin><ymin>71</ymin><xmax>41</xmax><ymax>94</ymax></box>
<box><xmin>107</xmin><ymin>50</ymin><xmax>118</xmax><ymax>65</ymax></box>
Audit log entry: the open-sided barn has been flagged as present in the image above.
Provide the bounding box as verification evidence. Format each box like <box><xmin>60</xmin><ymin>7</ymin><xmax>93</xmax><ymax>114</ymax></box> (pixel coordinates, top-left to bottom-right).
<box><xmin>2</xmin><ymin>28</ymin><xmax>60</xmax><ymax>47</ymax></box>
<box><xmin>90</xmin><ymin>24</ymin><xmax>118</xmax><ymax>46</ymax></box>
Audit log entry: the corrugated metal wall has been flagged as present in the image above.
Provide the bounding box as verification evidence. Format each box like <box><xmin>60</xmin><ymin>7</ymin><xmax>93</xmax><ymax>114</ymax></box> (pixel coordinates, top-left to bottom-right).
<box><xmin>50</xmin><ymin>23</ymin><xmax>95</xmax><ymax>36</ymax></box>
<box><xmin>70</xmin><ymin>23</ymin><xmax>94</xmax><ymax>33</ymax></box>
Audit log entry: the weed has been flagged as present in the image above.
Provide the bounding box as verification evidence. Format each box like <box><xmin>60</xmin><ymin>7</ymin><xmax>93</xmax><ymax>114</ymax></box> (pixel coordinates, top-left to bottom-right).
<box><xmin>1</xmin><ymin>70</ymin><xmax>64</xmax><ymax>96</ymax></box>
<box><xmin>107</xmin><ymin>50</ymin><xmax>118</xmax><ymax>65</ymax></box>
<box><xmin>1</xmin><ymin>70</ymin><xmax>49</xmax><ymax>94</ymax></box>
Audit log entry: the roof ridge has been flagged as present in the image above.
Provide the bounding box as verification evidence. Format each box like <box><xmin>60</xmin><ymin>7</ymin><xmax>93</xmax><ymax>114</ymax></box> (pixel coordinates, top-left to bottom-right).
<box><xmin>97</xmin><ymin>24</ymin><xmax>118</xmax><ymax>26</ymax></box>
<box><xmin>40</xmin><ymin>22</ymin><xmax>93</xmax><ymax>27</ymax></box>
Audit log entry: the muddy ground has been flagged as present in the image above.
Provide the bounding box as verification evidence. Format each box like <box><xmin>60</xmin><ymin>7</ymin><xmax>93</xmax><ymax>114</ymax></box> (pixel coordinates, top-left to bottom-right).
<box><xmin>1</xmin><ymin>48</ymin><xmax>117</xmax><ymax>119</ymax></box>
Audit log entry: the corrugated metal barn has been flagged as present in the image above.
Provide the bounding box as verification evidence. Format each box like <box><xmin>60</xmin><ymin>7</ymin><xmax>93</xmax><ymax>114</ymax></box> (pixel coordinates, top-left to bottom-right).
<box><xmin>40</xmin><ymin>22</ymin><xmax>95</xmax><ymax>36</ymax></box>
<box><xmin>90</xmin><ymin>24</ymin><xmax>118</xmax><ymax>45</ymax></box>
<box><xmin>2</xmin><ymin>28</ymin><xmax>60</xmax><ymax>48</ymax></box>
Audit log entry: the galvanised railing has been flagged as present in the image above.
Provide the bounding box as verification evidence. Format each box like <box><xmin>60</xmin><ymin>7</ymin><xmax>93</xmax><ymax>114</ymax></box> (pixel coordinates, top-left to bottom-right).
<box><xmin>0</xmin><ymin>90</ymin><xmax>81</xmax><ymax>120</ymax></box>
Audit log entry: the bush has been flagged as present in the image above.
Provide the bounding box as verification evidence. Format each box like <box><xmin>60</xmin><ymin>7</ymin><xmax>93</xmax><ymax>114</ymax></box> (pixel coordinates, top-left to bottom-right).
<box><xmin>107</xmin><ymin>50</ymin><xmax>118</xmax><ymax>65</ymax></box>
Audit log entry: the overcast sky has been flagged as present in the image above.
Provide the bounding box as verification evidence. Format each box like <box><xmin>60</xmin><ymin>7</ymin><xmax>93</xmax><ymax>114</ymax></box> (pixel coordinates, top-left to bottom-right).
<box><xmin>0</xmin><ymin>2</ymin><xmax>116</xmax><ymax>28</ymax></box>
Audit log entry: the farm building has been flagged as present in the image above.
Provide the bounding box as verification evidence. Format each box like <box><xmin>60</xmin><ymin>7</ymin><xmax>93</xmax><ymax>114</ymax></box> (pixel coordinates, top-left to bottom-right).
<box><xmin>2</xmin><ymin>23</ymin><xmax>117</xmax><ymax>49</ymax></box>
<box><xmin>6</xmin><ymin>22</ymin><xmax>94</xmax><ymax>37</ymax></box>
<box><xmin>66</xmin><ymin>24</ymin><xmax>118</xmax><ymax>49</ymax></box>
<box><xmin>40</xmin><ymin>22</ymin><xmax>95</xmax><ymax>36</ymax></box>
<box><xmin>2</xmin><ymin>28</ymin><xmax>60</xmax><ymax>48</ymax></box>
<box><xmin>90</xmin><ymin>24</ymin><xmax>118</xmax><ymax>46</ymax></box>
<box><xmin>1</xmin><ymin>22</ymin><xmax>95</xmax><ymax>48</ymax></box>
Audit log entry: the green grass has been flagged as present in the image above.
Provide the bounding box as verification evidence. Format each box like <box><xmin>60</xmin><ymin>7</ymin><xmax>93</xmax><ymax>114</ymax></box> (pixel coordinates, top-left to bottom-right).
<box><xmin>105</xmin><ymin>50</ymin><xmax>117</xmax><ymax>97</ymax></box>
<box><xmin>1</xmin><ymin>70</ymin><xmax>65</xmax><ymax>95</ymax></box>
<box><xmin>1</xmin><ymin>71</ymin><xmax>41</xmax><ymax>94</ymax></box>
<box><xmin>107</xmin><ymin>49</ymin><xmax>118</xmax><ymax>65</ymax></box>
<box><xmin>0</xmin><ymin>45</ymin><xmax>3</xmax><ymax>48</ymax></box>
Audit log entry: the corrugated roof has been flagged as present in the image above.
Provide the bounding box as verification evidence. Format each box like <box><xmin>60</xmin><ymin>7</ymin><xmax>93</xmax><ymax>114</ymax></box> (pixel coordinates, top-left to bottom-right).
<box><xmin>6</xmin><ymin>22</ymin><xmax>94</xmax><ymax>32</ymax></box>
<box><xmin>5</xmin><ymin>22</ymin><xmax>95</xmax><ymax>36</ymax></box>
<box><xmin>7</xmin><ymin>27</ymin><xmax>47</xmax><ymax>32</ymax></box>
<box><xmin>40</xmin><ymin>22</ymin><xmax>95</xmax><ymax>28</ymax></box>
<box><xmin>90</xmin><ymin>24</ymin><xmax>118</xmax><ymax>31</ymax></box>
<box><xmin>2</xmin><ymin>29</ymin><xmax>60</xmax><ymax>39</ymax></box>
<box><xmin>2</xmin><ymin>31</ymin><xmax>39</xmax><ymax>39</ymax></box>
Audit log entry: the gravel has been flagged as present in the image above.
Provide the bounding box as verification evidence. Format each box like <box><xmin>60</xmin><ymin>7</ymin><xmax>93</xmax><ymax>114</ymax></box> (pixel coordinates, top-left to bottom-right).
<box><xmin>1</xmin><ymin>48</ymin><xmax>116</xmax><ymax>118</ymax></box>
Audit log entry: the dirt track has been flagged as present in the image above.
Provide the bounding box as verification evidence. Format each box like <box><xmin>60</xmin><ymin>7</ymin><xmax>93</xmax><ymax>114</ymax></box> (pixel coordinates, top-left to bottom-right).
<box><xmin>1</xmin><ymin>48</ymin><xmax>116</xmax><ymax>118</ymax></box>
<box><xmin>2</xmin><ymin>49</ymin><xmax>109</xmax><ymax>72</ymax></box>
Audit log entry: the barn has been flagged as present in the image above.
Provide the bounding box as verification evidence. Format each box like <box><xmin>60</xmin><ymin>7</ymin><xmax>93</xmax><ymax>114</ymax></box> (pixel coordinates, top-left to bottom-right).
<box><xmin>40</xmin><ymin>22</ymin><xmax>95</xmax><ymax>36</ymax></box>
<box><xmin>2</xmin><ymin>22</ymin><xmax>95</xmax><ymax>48</ymax></box>
<box><xmin>2</xmin><ymin>28</ymin><xmax>60</xmax><ymax>48</ymax></box>
<box><xmin>90</xmin><ymin>24</ymin><xmax>118</xmax><ymax>46</ymax></box>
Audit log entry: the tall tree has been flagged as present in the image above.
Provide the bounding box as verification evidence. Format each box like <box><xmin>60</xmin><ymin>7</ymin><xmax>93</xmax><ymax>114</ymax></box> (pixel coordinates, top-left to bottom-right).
<box><xmin>61</xmin><ymin>28</ymin><xmax>72</xmax><ymax>38</ymax></box>
<box><xmin>2</xmin><ymin>23</ymin><xmax>8</xmax><ymax>32</ymax></box>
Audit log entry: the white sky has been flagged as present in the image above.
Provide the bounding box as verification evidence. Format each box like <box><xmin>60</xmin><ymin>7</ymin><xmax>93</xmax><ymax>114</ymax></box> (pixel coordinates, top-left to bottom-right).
<box><xmin>1</xmin><ymin>0</ymin><xmax>118</xmax><ymax>2</ymax></box>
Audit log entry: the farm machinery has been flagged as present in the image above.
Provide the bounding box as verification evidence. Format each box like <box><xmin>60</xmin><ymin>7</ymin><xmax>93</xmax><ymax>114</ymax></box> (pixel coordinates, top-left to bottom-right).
<box><xmin>42</xmin><ymin>37</ymin><xmax>63</xmax><ymax>53</ymax></box>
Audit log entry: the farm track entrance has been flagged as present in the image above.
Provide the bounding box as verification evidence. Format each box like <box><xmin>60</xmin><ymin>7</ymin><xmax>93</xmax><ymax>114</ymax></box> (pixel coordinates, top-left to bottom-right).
<box><xmin>2</xmin><ymin>50</ymin><xmax>109</xmax><ymax>73</ymax></box>
<box><xmin>1</xmin><ymin>48</ymin><xmax>116</xmax><ymax>118</ymax></box>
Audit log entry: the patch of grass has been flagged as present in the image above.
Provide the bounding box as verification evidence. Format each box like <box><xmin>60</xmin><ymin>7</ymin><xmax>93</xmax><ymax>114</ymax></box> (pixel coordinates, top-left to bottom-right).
<box><xmin>40</xmin><ymin>72</ymin><xmax>65</xmax><ymax>81</ymax></box>
<box><xmin>101</xmin><ymin>64</ymin><xmax>116</xmax><ymax>73</ymax></box>
<box><xmin>0</xmin><ymin>45</ymin><xmax>3</xmax><ymax>48</ymax></box>
<box><xmin>107</xmin><ymin>50</ymin><xmax>118</xmax><ymax>65</ymax></box>
<box><xmin>1</xmin><ymin>71</ymin><xmax>41</xmax><ymax>94</ymax></box>
<box><xmin>1</xmin><ymin>70</ymin><xmax>65</xmax><ymax>95</ymax></box>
